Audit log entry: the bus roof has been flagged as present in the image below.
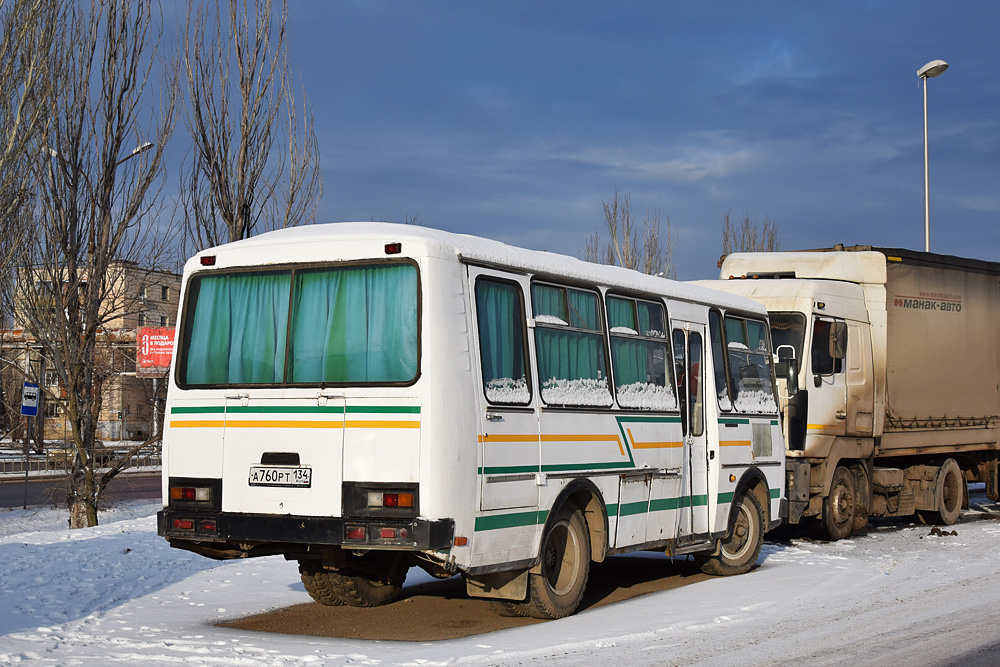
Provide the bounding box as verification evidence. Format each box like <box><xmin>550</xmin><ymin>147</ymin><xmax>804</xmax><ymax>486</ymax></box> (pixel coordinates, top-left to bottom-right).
<box><xmin>188</xmin><ymin>222</ymin><xmax>766</xmax><ymax>316</ymax></box>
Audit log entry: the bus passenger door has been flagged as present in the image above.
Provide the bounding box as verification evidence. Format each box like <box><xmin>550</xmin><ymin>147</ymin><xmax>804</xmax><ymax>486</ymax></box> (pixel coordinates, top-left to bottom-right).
<box><xmin>672</xmin><ymin>323</ymin><xmax>710</xmax><ymax>538</ymax></box>
<box><xmin>469</xmin><ymin>267</ymin><xmax>540</xmax><ymax>511</ymax></box>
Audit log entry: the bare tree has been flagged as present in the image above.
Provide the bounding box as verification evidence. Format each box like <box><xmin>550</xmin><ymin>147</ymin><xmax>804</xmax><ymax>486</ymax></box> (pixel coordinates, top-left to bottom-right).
<box><xmin>16</xmin><ymin>0</ymin><xmax>178</xmax><ymax>528</ymax></box>
<box><xmin>181</xmin><ymin>0</ymin><xmax>322</xmax><ymax>250</ymax></box>
<box><xmin>584</xmin><ymin>189</ymin><xmax>676</xmax><ymax>278</ymax></box>
<box><xmin>0</xmin><ymin>0</ymin><xmax>63</xmax><ymax>307</ymax></box>
<box><xmin>722</xmin><ymin>210</ymin><xmax>780</xmax><ymax>255</ymax></box>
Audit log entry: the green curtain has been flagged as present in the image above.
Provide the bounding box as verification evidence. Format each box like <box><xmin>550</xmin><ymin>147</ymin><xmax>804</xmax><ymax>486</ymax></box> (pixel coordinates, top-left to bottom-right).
<box><xmin>476</xmin><ymin>280</ymin><xmax>527</xmax><ymax>395</ymax></box>
<box><xmin>607</xmin><ymin>296</ymin><xmax>635</xmax><ymax>331</ymax></box>
<box><xmin>567</xmin><ymin>289</ymin><xmax>599</xmax><ymax>329</ymax></box>
<box><xmin>183</xmin><ymin>271</ymin><xmax>291</xmax><ymax>385</ymax></box>
<box><xmin>531</xmin><ymin>284</ymin><xmax>565</xmax><ymax>321</ymax></box>
<box><xmin>289</xmin><ymin>264</ymin><xmax>417</xmax><ymax>383</ymax></box>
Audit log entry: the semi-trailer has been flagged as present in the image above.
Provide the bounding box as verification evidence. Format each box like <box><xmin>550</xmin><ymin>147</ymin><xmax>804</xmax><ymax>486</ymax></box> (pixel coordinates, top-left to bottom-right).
<box><xmin>701</xmin><ymin>246</ymin><xmax>1000</xmax><ymax>539</ymax></box>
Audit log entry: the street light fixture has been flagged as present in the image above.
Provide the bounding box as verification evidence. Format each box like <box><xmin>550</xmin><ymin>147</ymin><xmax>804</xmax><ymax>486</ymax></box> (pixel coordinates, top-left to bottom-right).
<box><xmin>918</xmin><ymin>59</ymin><xmax>948</xmax><ymax>252</ymax></box>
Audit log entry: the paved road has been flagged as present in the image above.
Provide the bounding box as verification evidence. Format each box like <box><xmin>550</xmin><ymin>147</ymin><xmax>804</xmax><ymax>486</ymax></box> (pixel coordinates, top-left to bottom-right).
<box><xmin>0</xmin><ymin>472</ymin><xmax>160</xmax><ymax>508</ymax></box>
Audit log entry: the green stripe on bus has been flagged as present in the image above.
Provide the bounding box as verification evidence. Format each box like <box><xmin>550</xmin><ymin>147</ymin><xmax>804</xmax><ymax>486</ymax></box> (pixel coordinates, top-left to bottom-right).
<box><xmin>480</xmin><ymin>460</ymin><xmax>631</xmax><ymax>474</ymax></box>
<box><xmin>346</xmin><ymin>405</ymin><xmax>421</xmax><ymax>414</ymax></box>
<box><xmin>479</xmin><ymin>465</ymin><xmax>538</xmax><ymax>474</ymax></box>
<box><xmin>719</xmin><ymin>417</ymin><xmax>750</xmax><ymax>425</ymax></box>
<box><xmin>619</xmin><ymin>500</ymin><xmax>649</xmax><ymax>516</ymax></box>
<box><xmin>474</xmin><ymin>509</ymin><xmax>549</xmax><ymax>531</ymax></box>
<box><xmin>717</xmin><ymin>488</ymin><xmax>782</xmax><ymax>504</ymax></box>
<box><xmin>617</xmin><ymin>415</ymin><xmax>682</xmax><ymax>424</ymax></box>
<box><xmin>648</xmin><ymin>496</ymin><xmax>685</xmax><ymax>512</ymax></box>
<box><xmin>170</xmin><ymin>406</ymin><xmax>225</xmax><ymax>414</ymax></box>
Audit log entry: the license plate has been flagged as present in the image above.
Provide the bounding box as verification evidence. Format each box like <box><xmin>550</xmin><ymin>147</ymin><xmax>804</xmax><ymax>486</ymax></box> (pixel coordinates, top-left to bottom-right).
<box><xmin>248</xmin><ymin>466</ymin><xmax>312</xmax><ymax>488</ymax></box>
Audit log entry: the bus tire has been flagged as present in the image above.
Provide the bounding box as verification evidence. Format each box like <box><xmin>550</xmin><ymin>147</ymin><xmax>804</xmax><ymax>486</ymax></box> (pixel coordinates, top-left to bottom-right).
<box><xmin>926</xmin><ymin>458</ymin><xmax>964</xmax><ymax>526</ymax></box>
<box><xmin>700</xmin><ymin>488</ymin><xmax>764</xmax><ymax>576</ymax></box>
<box><xmin>522</xmin><ymin>503</ymin><xmax>590</xmax><ymax>619</ymax></box>
<box><xmin>821</xmin><ymin>465</ymin><xmax>856</xmax><ymax>541</ymax></box>
<box><xmin>488</xmin><ymin>599</ymin><xmax>529</xmax><ymax>617</ymax></box>
<box><xmin>298</xmin><ymin>562</ymin><xmax>403</xmax><ymax>607</ymax></box>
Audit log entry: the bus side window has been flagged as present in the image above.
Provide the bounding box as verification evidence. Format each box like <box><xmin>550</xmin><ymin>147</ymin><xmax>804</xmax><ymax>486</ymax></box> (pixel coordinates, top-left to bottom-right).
<box><xmin>475</xmin><ymin>279</ymin><xmax>531</xmax><ymax>405</ymax></box>
<box><xmin>607</xmin><ymin>296</ymin><xmax>676</xmax><ymax>411</ymax></box>
<box><xmin>531</xmin><ymin>283</ymin><xmax>611</xmax><ymax>407</ymax></box>
<box><xmin>708</xmin><ymin>311</ymin><xmax>732</xmax><ymax>412</ymax></box>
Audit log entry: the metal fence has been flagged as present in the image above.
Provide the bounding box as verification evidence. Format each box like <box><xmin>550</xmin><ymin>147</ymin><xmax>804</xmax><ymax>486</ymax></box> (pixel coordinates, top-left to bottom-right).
<box><xmin>0</xmin><ymin>444</ymin><xmax>161</xmax><ymax>476</ymax></box>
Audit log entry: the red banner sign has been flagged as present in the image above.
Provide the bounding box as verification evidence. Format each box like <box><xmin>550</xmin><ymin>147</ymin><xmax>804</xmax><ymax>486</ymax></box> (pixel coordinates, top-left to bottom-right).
<box><xmin>137</xmin><ymin>327</ymin><xmax>175</xmax><ymax>377</ymax></box>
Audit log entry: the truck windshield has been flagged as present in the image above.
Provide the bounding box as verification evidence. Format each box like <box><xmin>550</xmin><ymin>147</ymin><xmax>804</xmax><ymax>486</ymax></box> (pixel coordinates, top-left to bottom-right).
<box><xmin>769</xmin><ymin>312</ymin><xmax>805</xmax><ymax>362</ymax></box>
<box><xmin>178</xmin><ymin>262</ymin><xmax>418</xmax><ymax>387</ymax></box>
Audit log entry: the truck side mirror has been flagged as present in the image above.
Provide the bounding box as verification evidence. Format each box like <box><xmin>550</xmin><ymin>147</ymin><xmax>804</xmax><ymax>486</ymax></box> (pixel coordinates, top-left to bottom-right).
<box><xmin>774</xmin><ymin>358</ymin><xmax>799</xmax><ymax>395</ymax></box>
<box><xmin>773</xmin><ymin>345</ymin><xmax>798</xmax><ymax>396</ymax></box>
<box><xmin>829</xmin><ymin>321</ymin><xmax>848</xmax><ymax>360</ymax></box>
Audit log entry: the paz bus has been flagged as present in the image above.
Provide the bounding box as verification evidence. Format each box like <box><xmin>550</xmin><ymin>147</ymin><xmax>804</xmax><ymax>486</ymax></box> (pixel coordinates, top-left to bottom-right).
<box><xmin>157</xmin><ymin>223</ymin><xmax>786</xmax><ymax>619</ymax></box>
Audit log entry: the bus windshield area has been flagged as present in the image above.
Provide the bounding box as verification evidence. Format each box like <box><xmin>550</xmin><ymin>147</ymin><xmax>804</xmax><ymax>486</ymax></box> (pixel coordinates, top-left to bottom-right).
<box><xmin>179</xmin><ymin>262</ymin><xmax>418</xmax><ymax>387</ymax></box>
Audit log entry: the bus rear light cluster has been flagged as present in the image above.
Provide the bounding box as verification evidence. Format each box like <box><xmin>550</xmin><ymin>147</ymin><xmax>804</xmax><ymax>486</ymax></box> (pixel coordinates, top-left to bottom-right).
<box><xmin>344</xmin><ymin>523</ymin><xmax>412</xmax><ymax>544</ymax></box>
<box><xmin>172</xmin><ymin>518</ymin><xmax>195</xmax><ymax>530</ymax></box>
<box><xmin>170</xmin><ymin>485</ymin><xmax>212</xmax><ymax>503</ymax></box>
<box><xmin>169</xmin><ymin>517</ymin><xmax>218</xmax><ymax>535</ymax></box>
<box><xmin>366</xmin><ymin>491</ymin><xmax>414</xmax><ymax>509</ymax></box>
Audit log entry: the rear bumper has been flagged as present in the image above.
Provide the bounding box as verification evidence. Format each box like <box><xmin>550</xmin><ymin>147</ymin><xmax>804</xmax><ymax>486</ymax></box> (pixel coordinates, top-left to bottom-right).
<box><xmin>157</xmin><ymin>509</ymin><xmax>455</xmax><ymax>555</ymax></box>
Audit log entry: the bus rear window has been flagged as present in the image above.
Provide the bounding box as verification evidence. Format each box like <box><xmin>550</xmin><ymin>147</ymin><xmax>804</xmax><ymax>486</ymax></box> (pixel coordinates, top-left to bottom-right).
<box><xmin>180</xmin><ymin>263</ymin><xmax>418</xmax><ymax>386</ymax></box>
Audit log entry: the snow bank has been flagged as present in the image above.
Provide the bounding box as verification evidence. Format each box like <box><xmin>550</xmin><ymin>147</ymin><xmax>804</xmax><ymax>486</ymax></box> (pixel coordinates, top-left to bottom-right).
<box><xmin>3</xmin><ymin>496</ymin><xmax>1000</xmax><ymax>665</ymax></box>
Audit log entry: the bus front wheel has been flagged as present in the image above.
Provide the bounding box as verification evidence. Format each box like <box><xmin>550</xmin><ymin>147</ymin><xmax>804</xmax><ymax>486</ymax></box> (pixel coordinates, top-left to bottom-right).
<box><xmin>522</xmin><ymin>503</ymin><xmax>591</xmax><ymax>619</ymax></box>
<box><xmin>700</xmin><ymin>488</ymin><xmax>764</xmax><ymax>576</ymax></box>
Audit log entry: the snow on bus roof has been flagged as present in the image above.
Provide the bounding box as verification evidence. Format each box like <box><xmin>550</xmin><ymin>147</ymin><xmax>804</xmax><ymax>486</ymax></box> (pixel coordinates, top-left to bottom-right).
<box><xmin>194</xmin><ymin>222</ymin><xmax>766</xmax><ymax>315</ymax></box>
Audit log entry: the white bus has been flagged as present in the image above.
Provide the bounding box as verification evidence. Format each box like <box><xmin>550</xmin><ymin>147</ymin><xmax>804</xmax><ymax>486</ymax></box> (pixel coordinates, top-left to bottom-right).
<box><xmin>158</xmin><ymin>223</ymin><xmax>786</xmax><ymax>619</ymax></box>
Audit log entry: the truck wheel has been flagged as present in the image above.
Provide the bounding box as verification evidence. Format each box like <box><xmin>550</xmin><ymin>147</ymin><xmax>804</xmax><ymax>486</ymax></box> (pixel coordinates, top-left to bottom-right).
<box><xmin>850</xmin><ymin>464</ymin><xmax>871</xmax><ymax>535</ymax></box>
<box><xmin>822</xmin><ymin>466</ymin><xmax>856</xmax><ymax>541</ymax></box>
<box><xmin>298</xmin><ymin>561</ymin><xmax>404</xmax><ymax>607</ymax></box>
<box><xmin>522</xmin><ymin>503</ymin><xmax>590</xmax><ymax>619</ymax></box>
<box><xmin>927</xmin><ymin>458</ymin><xmax>964</xmax><ymax>526</ymax></box>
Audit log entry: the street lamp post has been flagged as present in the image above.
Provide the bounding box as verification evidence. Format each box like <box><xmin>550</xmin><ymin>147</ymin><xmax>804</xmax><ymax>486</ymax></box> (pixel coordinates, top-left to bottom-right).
<box><xmin>918</xmin><ymin>59</ymin><xmax>948</xmax><ymax>253</ymax></box>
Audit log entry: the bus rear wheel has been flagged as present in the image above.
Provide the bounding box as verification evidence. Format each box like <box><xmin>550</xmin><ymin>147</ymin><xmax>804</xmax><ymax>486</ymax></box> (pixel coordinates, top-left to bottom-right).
<box><xmin>700</xmin><ymin>488</ymin><xmax>764</xmax><ymax>576</ymax></box>
<box><xmin>298</xmin><ymin>561</ymin><xmax>404</xmax><ymax>607</ymax></box>
<box><xmin>522</xmin><ymin>503</ymin><xmax>590</xmax><ymax>619</ymax></box>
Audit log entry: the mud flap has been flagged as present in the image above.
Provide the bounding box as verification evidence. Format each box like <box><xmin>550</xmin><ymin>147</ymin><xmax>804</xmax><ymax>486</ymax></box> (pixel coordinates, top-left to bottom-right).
<box><xmin>466</xmin><ymin>569</ymin><xmax>529</xmax><ymax>601</ymax></box>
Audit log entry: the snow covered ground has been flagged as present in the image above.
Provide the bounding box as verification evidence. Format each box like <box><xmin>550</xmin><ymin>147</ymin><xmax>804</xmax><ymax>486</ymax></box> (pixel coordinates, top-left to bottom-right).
<box><xmin>3</xmin><ymin>496</ymin><xmax>1000</xmax><ymax>666</ymax></box>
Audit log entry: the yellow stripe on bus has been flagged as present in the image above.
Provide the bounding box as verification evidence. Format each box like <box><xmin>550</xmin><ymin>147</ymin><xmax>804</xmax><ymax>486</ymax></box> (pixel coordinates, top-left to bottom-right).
<box><xmin>169</xmin><ymin>419</ymin><xmax>420</xmax><ymax>430</ymax></box>
<box><xmin>626</xmin><ymin>428</ymin><xmax>682</xmax><ymax>450</ymax></box>
<box><xmin>478</xmin><ymin>434</ymin><xmax>540</xmax><ymax>443</ymax></box>
<box><xmin>720</xmin><ymin>440</ymin><xmax>751</xmax><ymax>447</ymax></box>
<box><xmin>169</xmin><ymin>420</ymin><xmax>226</xmax><ymax>429</ymax></box>
<box><xmin>346</xmin><ymin>420</ymin><xmax>420</xmax><ymax>429</ymax></box>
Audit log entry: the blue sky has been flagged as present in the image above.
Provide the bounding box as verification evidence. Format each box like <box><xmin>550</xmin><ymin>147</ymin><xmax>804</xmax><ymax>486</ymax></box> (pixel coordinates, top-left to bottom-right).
<box><xmin>286</xmin><ymin>2</ymin><xmax>1000</xmax><ymax>279</ymax></box>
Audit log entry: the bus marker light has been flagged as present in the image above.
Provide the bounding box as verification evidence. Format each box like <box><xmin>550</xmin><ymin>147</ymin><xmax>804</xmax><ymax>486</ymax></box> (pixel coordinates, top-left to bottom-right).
<box><xmin>172</xmin><ymin>518</ymin><xmax>195</xmax><ymax>530</ymax></box>
<box><xmin>379</xmin><ymin>528</ymin><xmax>397</xmax><ymax>539</ymax></box>
<box><xmin>729</xmin><ymin>474</ymin><xmax>737</xmax><ymax>483</ymax></box>
<box><xmin>345</xmin><ymin>525</ymin><xmax>366</xmax><ymax>540</ymax></box>
<box><xmin>201</xmin><ymin>519</ymin><xmax>217</xmax><ymax>533</ymax></box>
<box><xmin>385</xmin><ymin>242</ymin><xmax>402</xmax><ymax>254</ymax></box>
<box><xmin>200</xmin><ymin>255</ymin><xmax>216</xmax><ymax>266</ymax></box>
<box><xmin>454</xmin><ymin>536</ymin><xmax>468</xmax><ymax>546</ymax></box>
